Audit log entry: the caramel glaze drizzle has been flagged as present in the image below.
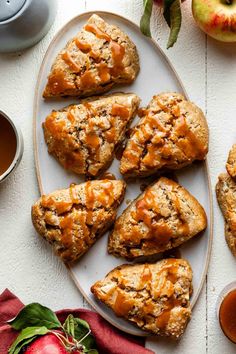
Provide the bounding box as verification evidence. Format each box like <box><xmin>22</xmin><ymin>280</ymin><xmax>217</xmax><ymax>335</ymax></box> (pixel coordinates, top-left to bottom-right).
<box><xmin>61</xmin><ymin>22</ymin><xmax>125</xmax><ymax>90</ymax></box>
<box><xmin>44</xmin><ymin>101</ymin><xmax>130</xmax><ymax>175</ymax></box>
<box><xmin>123</xmin><ymin>96</ymin><xmax>206</xmax><ymax>170</ymax></box>
<box><xmin>112</xmin><ymin>261</ymin><xmax>186</xmax><ymax>331</ymax></box>
<box><xmin>41</xmin><ymin>181</ymin><xmax>115</xmax><ymax>253</ymax></box>
<box><xmin>47</xmin><ymin>69</ymin><xmax>75</xmax><ymax>95</ymax></box>
<box><xmin>117</xmin><ymin>179</ymin><xmax>189</xmax><ymax>253</ymax></box>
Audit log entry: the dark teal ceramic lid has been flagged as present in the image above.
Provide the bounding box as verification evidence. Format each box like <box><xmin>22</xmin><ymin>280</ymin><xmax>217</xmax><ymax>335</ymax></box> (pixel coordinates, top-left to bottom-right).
<box><xmin>0</xmin><ymin>0</ymin><xmax>26</xmax><ymax>22</ymax></box>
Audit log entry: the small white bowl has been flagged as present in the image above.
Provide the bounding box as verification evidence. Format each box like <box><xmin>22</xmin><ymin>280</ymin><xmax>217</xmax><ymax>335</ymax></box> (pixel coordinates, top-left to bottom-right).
<box><xmin>0</xmin><ymin>111</ymin><xmax>24</xmax><ymax>183</ymax></box>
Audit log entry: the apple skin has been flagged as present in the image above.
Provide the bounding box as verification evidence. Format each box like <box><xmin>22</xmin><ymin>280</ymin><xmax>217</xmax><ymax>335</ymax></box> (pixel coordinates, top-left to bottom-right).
<box><xmin>192</xmin><ymin>0</ymin><xmax>236</xmax><ymax>42</ymax></box>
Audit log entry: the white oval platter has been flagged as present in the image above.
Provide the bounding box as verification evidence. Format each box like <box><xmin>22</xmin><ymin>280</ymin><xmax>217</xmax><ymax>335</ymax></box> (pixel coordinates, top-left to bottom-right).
<box><xmin>34</xmin><ymin>11</ymin><xmax>213</xmax><ymax>337</ymax></box>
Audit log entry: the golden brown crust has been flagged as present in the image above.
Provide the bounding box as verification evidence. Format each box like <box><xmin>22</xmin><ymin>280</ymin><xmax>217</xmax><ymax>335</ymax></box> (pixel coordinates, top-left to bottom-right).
<box><xmin>91</xmin><ymin>258</ymin><xmax>192</xmax><ymax>338</ymax></box>
<box><xmin>120</xmin><ymin>92</ymin><xmax>209</xmax><ymax>178</ymax></box>
<box><xmin>43</xmin><ymin>14</ymin><xmax>140</xmax><ymax>98</ymax></box>
<box><xmin>108</xmin><ymin>177</ymin><xmax>207</xmax><ymax>260</ymax></box>
<box><xmin>32</xmin><ymin>180</ymin><xmax>126</xmax><ymax>263</ymax></box>
<box><xmin>226</xmin><ymin>144</ymin><xmax>236</xmax><ymax>180</ymax></box>
<box><xmin>216</xmin><ymin>172</ymin><xmax>236</xmax><ymax>256</ymax></box>
<box><xmin>43</xmin><ymin>93</ymin><xmax>140</xmax><ymax>178</ymax></box>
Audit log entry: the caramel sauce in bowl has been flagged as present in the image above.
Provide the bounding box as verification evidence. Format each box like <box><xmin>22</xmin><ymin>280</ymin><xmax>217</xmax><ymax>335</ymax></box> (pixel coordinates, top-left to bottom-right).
<box><xmin>0</xmin><ymin>111</ymin><xmax>24</xmax><ymax>182</ymax></box>
<box><xmin>217</xmin><ymin>282</ymin><xmax>236</xmax><ymax>344</ymax></box>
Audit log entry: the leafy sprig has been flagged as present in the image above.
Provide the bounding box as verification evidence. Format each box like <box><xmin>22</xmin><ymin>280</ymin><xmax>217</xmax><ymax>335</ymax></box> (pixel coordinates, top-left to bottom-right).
<box><xmin>8</xmin><ymin>303</ymin><xmax>98</xmax><ymax>354</ymax></box>
<box><xmin>140</xmin><ymin>0</ymin><xmax>182</xmax><ymax>48</ymax></box>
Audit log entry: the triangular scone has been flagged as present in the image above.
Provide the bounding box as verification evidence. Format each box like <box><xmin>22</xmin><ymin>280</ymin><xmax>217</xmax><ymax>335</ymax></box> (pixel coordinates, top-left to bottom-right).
<box><xmin>108</xmin><ymin>177</ymin><xmax>207</xmax><ymax>260</ymax></box>
<box><xmin>43</xmin><ymin>93</ymin><xmax>140</xmax><ymax>178</ymax></box>
<box><xmin>91</xmin><ymin>259</ymin><xmax>192</xmax><ymax>338</ymax></box>
<box><xmin>216</xmin><ymin>173</ymin><xmax>236</xmax><ymax>257</ymax></box>
<box><xmin>43</xmin><ymin>14</ymin><xmax>140</xmax><ymax>98</ymax></box>
<box><xmin>120</xmin><ymin>92</ymin><xmax>209</xmax><ymax>177</ymax></box>
<box><xmin>32</xmin><ymin>180</ymin><xmax>126</xmax><ymax>263</ymax></box>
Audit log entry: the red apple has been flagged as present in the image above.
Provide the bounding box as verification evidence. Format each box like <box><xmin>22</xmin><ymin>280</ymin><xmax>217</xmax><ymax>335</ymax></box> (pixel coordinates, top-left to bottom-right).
<box><xmin>24</xmin><ymin>333</ymin><xmax>82</xmax><ymax>354</ymax></box>
<box><xmin>192</xmin><ymin>0</ymin><xmax>236</xmax><ymax>42</ymax></box>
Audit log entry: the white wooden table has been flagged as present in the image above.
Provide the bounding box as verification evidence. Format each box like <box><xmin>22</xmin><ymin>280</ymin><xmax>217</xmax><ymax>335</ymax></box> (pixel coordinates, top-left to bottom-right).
<box><xmin>0</xmin><ymin>0</ymin><xmax>236</xmax><ymax>353</ymax></box>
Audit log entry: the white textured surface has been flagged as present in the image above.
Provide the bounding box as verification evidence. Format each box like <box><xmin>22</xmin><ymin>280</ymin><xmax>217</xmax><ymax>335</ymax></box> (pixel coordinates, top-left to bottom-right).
<box><xmin>0</xmin><ymin>0</ymin><xmax>234</xmax><ymax>353</ymax></box>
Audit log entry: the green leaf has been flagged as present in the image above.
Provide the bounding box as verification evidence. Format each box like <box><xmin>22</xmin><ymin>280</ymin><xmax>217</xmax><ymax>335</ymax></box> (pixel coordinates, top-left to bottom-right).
<box><xmin>9</xmin><ymin>303</ymin><xmax>61</xmax><ymax>331</ymax></box>
<box><xmin>63</xmin><ymin>315</ymin><xmax>97</xmax><ymax>351</ymax></box>
<box><xmin>8</xmin><ymin>326</ymin><xmax>49</xmax><ymax>354</ymax></box>
<box><xmin>140</xmin><ymin>0</ymin><xmax>153</xmax><ymax>37</ymax></box>
<box><xmin>163</xmin><ymin>0</ymin><xmax>176</xmax><ymax>26</ymax></box>
<box><xmin>164</xmin><ymin>0</ymin><xmax>182</xmax><ymax>48</ymax></box>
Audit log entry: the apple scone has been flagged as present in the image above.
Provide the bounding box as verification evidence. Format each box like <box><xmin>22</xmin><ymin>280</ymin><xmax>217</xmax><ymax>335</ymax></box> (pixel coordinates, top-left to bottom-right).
<box><xmin>226</xmin><ymin>144</ymin><xmax>236</xmax><ymax>180</ymax></box>
<box><xmin>43</xmin><ymin>93</ymin><xmax>140</xmax><ymax>178</ymax></box>
<box><xmin>32</xmin><ymin>180</ymin><xmax>126</xmax><ymax>263</ymax></box>
<box><xmin>108</xmin><ymin>177</ymin><xmax>207</xmax><ymax>260</ymax></box>
<box><xmin>43</xmin><ymin>14</ymin><xmax>139</xmax><ymax>98</ymax></box>
<box><xmin>91</xmin><ymin>259</ymin><xmax>193</xmax><ymax>338</ymax></box>
<box><xmin>216</xmin><ymin>172</ymin><xmax>236</xmax><ymax>257</ymax></box>
<box><xmin>120</xmin><ymin>92</ymin><xmax>209</xmax><ymax>178</ymax></box>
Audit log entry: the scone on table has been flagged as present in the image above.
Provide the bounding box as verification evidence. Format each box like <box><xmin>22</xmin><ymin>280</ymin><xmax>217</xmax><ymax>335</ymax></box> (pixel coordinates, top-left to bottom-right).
<box><xmin>43</xmin><ymin>14</ymin><xmax>140</xmax><ymax>98</ymax></box>
<box><xmin>108</xmin><ymin>177</ymin><xmax>207</xmax><ymax>260</ymax></box>
<box><xmin>216</xmin><ymin>172</ymin><xmax>236</xmax><ymax>257</ymax></box>
<box><xmin>120</xmin><ymin>92</ymin><xmax>209</xmax><ymax>178</ymax></box>
<box><xmin>226</xmin><ymin>144</ymin><xmax>236</xmax><ymax>180</ymax></box>
<box><xmin>43</xmin><ymin>93</ymin><xmax>140</xmax><ymax>178</ymax></box>
<box><xmin>91</xmin><ymin>258</ymin><xmax>193</xmax><ymax>339</ymax></box>
<box><xmin>32</xmin><ymin>180</ymin><xmax>126</xmax><ymax>263</ymax></box>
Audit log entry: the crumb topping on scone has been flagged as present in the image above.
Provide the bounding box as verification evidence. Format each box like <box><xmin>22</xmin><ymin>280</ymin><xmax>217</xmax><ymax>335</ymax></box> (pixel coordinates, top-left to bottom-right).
<box><xmin>32</xmin><ymin>180</ymin><xmax>126</xmax><ymax>263</ymax></box>
<box><xmin>91</xmin><ymin>259</ymin><xmax>192</xmax><ymax>339</ymax></box>
<box><xmin>108</xmin><ymin>177</ymin><xmax>207</xmax><ymax>259</ymax></box>
<box><xmin>43</xmin><ymin>14</ymin><xmax>139</xmax><ymax>98</ymax></box>
<box><xmin>120</xmin><ymin>92</ymin><xmax>209</xmax><ymax>177</ymax></box>
<box><xmin>43</xmin><ymin>93</ymin><xmax>140</xmax><ymax>178</ymax></box>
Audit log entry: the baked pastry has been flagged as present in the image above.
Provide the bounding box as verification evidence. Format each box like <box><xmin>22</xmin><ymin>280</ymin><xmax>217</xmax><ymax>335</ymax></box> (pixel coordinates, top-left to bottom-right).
<box><xmin>32</xmin><ymin>180</ymin><xmax>126</xmax><ymax>263</ymax></box>
<box><xmin>108</xmin><ymin>177</ymin><xmax>207</xmax><ymax>260</ymax></box>
<box><xmin>120</xmin><ymin>92</ymin><xmax>209</xmax><ymax>178</ymax></box>
<box><xmin>43</xmin><ymin>93</ymin><xmax>140</xmax><ymax>178</ymax></box>
<box><xmin>216</xmin><ymin>172</ymin><xmax>236</xmax><ymax>256</ymax></box>
<box><xmin>91</xmin><ymin>258</ymin><xmax>192</xmax><ymax>338</ymax></box>
<box><xmin>43</xmin><ymin>14</ymin><xmax>139</xmax><ymax>98</ymax></box>
<box><xmin>226</xmin><ymin>144</ymin><xmax>236</xmax><ymax>180</ymax></box>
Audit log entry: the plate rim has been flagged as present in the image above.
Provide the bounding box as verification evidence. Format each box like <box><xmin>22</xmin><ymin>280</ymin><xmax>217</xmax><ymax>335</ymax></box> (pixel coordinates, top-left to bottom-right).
<box><xmin>33</xmin><ymin>10</ymin><xmax>213</xmax><ymax>337</ymax></box>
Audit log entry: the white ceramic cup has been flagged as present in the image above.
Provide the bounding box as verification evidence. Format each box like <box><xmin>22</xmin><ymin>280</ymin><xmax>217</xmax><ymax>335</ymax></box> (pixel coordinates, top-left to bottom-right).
<box><xmin>0</xmin><ymin>111</ymin><xmax>24</xmax><ymax>183</ymax></box>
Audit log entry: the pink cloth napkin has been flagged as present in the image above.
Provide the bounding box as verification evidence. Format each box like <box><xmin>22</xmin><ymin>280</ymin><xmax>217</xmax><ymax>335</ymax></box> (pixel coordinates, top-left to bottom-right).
<box><xmin>0</xmin><ymin>289</ymin><xmax>154</xmax><ymax>354</ymax></box>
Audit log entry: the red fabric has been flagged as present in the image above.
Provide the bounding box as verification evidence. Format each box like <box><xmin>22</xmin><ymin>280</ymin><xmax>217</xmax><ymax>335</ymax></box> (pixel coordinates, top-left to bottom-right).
<box><xmin>0</xmin><ymin>289</ymin><xmax>154</xmax><ymax>354</ymax></box>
